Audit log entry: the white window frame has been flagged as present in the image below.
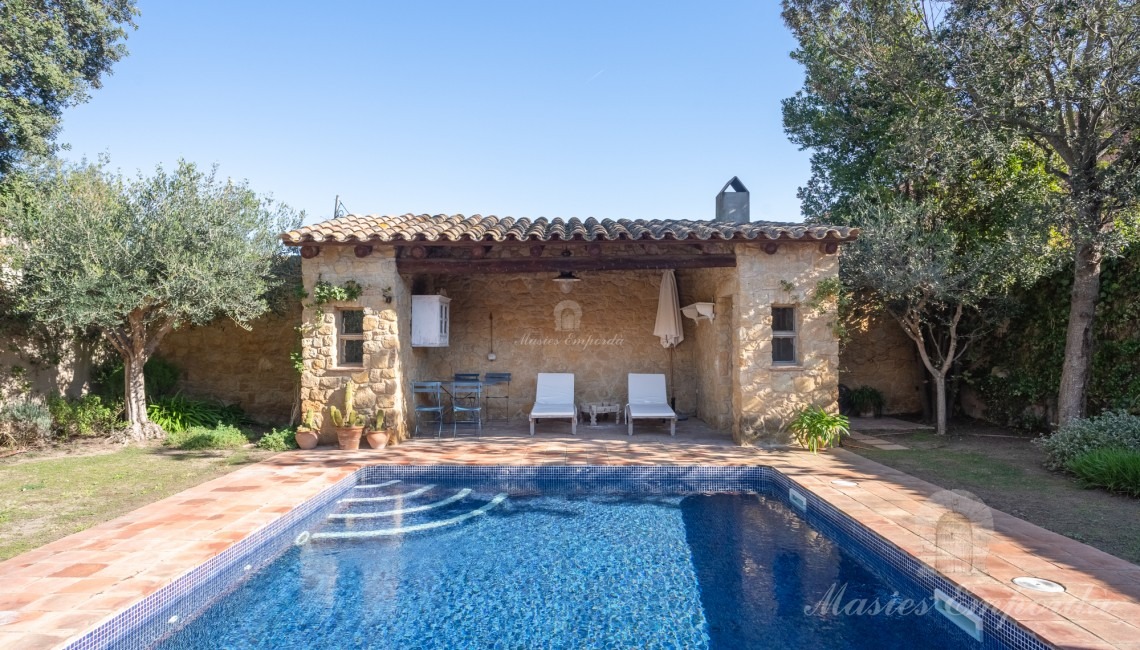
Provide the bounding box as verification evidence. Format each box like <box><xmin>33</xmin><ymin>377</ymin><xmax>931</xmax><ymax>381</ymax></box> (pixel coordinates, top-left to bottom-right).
<box><xmin>771</xmin><ymin>305</ymin><xmax>798</xmax><ymax>366</ymax></box>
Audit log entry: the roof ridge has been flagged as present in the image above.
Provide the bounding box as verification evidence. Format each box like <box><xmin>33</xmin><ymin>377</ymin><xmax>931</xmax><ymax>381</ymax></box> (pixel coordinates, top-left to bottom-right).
<box><xmin>281</xmin><ymin>213</ymin><xmax>859</xmax><ymax>245</ymax></box>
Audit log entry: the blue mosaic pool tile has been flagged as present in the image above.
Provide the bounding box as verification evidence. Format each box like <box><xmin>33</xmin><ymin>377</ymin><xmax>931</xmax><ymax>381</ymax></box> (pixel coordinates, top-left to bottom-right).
<box><xmin>69</xmin><ymin>465</ymin><xmax>1051</xmax><ymax>650</ymax></box>
<box><xmin>764</xmin><ymin>470</ymin><xmax>1052</xmax><ymax>650</ymax></box>
<box><xmin>66</xmin><ymin>472</ymin><xmax>359</xmax><ymax>650</ymax></box>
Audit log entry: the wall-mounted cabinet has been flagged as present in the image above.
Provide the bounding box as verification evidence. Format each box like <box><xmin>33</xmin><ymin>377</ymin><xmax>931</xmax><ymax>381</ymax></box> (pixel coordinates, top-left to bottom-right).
<box><xmin>412</xmin><ymin>295</ymin><xmax>450</xmax><ymax>347</ymax></box>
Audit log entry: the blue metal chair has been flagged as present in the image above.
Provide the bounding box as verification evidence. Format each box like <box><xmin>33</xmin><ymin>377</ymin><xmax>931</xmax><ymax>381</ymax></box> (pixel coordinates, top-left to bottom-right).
<box><xmin>451</xmin><ymin>381</ymin><xmax>482</xmax><ymax>436</ymax></box>
<box><xmin>412</xmin><ymin>381</ymin><xmax>445</xmax><ymax>438</ymax></box>
<box><xmin>483</xmin><ymin>372</ymin><xmax>511</xmax><ymax>422</ymax></box>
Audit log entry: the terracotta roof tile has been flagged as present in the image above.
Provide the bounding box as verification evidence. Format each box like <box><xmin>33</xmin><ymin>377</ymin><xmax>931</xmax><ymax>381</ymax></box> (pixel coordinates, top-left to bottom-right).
<box><xmin>281</xmin><ymin>214</ymin><xmax>858</xmax><ymax>245</ymax></box>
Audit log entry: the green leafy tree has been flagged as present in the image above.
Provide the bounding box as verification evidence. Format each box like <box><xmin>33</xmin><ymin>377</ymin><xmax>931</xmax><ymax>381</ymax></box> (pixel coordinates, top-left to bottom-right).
<box><xmin>783</xmin><ymin>0</ymin><xmax>1057</xmax><ymax>432</ymax></box>
<box><xmin>843</xmin><ymin>200</ymin><xmax>1044</xmax><ymax>434</ymax></box>
<box><xmin>2</xmin><ymin>160</ymin><xmax>300</xmax><ymax>440</ymax></box>
<box><xmin>0</xmin><ymin>1</ymin><xmax>138</xmax><ymax>176</ymax></box>
<box><xmin>940</xmin><ymin>0</ymin><xmax>1140</xmax><ymax>423</ymax></box>
<box><xmin>784</xmin><ymin>0</ymin><xmax>1140</xmax><ymax>425</ymax></box>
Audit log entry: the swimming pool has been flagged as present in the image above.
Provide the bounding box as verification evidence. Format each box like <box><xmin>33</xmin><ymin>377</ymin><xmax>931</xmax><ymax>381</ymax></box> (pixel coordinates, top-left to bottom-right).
<box><xmin>72</xmin><ymin>467</ymin><xmax>1048</xmax><ymax>649</ymax></box>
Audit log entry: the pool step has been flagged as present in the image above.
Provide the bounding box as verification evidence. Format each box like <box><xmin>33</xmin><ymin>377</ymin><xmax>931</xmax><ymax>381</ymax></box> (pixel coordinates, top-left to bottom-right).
<box><xmin>328</xmin><ymin>489</ymin><xmax>472</xmax><ymax>520</ymax></box>
<box><xmin>352</xmin><ymin>479</ymin><xmax>401</xmax><ymax>491</ymax></box>
<box><xmin>340</xmin><ymin>484</ymin><xmax>435</xmax><ymax>504</ymax></box>
<box><xmin>312</xmin><ymin>493</ymin><xmax>508</xmax><ymax>541</ymax></box>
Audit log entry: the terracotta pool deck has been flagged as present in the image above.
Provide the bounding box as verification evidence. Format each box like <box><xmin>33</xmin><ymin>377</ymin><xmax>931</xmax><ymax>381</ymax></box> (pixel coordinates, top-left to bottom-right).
<box><xmin>1</xmin><ymin>423</ymin><xmax>1138</xmax><ymax>649</ymax></box>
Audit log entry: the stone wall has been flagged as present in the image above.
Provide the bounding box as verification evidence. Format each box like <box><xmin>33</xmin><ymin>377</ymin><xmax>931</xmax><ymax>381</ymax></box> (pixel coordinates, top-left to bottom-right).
<box><xmin>678</xmin><ymin>267</ymin><xmax>736</xmax><ymax>432</ymax></box>
<box><xmin>414</xmin><ymin>270</ymin><xmax>702</xmax><ymax>424</ymax></box>
<box><xmin>299</xmin><ymin>247</ymin><xmax>413</xmax><ymax>444</ymax></box>
<box><xmin>732</xmin><ymin>243</ymin><xmax>840</xmax><ymax>444</ymax></box>
<box><xmin>839</xmin><ymin>313</ymin><xmax>924</xmax><ymax>415</ymax></box>
<box><xmin>0</xmin><ymin>334</ymin><xmax>97</xmax><ymax>402</ymax></box>
<box><xmin>156</xmin><ymin>303</ymin><xmax>302</xmax><ymax>425</ymax></box>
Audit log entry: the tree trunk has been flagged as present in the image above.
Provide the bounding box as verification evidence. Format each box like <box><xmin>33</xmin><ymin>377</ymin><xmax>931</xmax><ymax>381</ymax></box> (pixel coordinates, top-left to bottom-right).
<box><xmin>1057</xmin><ymin>240</ymin><xmax>1102</xmax><ymax>425</ymax></box>
<box><xmin>933</xmin><ymin>370</ymin><xmax>948</xmax><ymax>436</ymax></box>
<box><xmin>123</xmin><ymin>353</ymin><xmax>148</xmax><ymax>426</ymax></box>
<box><xmin>121</xmin><ymin>352</ymin><xmax>164</xmax><ymax>442</ymax></box>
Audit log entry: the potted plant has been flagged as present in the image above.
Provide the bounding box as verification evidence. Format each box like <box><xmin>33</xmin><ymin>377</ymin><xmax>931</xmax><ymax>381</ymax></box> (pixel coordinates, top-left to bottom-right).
<box><xmin>329</xmin><ymin>380</ymin><xmax>365</xmax><ymax>450</ymax></box>
<box><xmin>849</xmin><ymin>386</ymin><xmax>885</xmax><ymax>418</ymax></box>
<box><xmin>295</xmin><ymin>409</ymin><xmax>319</xmax><ymax>449</ymax></box>
<box><xmin>365</xmin><ymin>409</ymin><xmax>390</xmax><ymax>450</ymax></box>
<box><xmin>788</xmin><ymin>405</ymin><xmax>850</xmax><ymax>453</ymax></box>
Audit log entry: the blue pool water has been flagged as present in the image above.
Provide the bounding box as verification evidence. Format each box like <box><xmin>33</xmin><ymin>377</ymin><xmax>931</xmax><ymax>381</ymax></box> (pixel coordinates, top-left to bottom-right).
<box><xmin>147</xmin><ymin>475</ymin><xmax>1004</xmax><ymax>650</ymax></box>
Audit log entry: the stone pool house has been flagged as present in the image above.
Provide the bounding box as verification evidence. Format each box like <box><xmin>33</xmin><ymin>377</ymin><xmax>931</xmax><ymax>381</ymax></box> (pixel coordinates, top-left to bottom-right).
<box><xmin>281</xmin><ymin>180</ymin><xmax>859</xmax><ymax>444</ymax></box>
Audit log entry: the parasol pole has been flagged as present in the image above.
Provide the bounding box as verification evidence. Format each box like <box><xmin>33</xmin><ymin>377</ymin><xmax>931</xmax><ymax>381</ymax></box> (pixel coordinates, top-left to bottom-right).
<box><xmin>669</xmin><ymin>345</ymin><xmax>675</xmax><ymax>411</ymax></box>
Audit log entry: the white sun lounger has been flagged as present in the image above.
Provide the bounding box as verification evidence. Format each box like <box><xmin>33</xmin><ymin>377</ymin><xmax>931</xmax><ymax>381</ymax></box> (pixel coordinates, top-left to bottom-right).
<box><xmin>530</xmin><ymin>373</ymin><xmax>577</xmax><ymax>436</ymax></box>
<box><xmin>626</xmin><ymin>373</ymin><xmax>676</xmax><ymax>436</ymax></box>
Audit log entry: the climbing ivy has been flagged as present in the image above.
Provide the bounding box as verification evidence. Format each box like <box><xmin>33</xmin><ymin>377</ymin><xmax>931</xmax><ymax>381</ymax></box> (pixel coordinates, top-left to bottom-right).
<box><xmin>966</xmin><ymin>243</ymin><xmax>1140</xmax><ymax>427</ymax></box>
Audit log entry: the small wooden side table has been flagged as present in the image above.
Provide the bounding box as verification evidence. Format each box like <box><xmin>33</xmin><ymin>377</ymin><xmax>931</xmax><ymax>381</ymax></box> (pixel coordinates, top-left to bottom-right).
<box><xmin>581</xmin><ymin>402</ymin><xmax>623</xmax><ymax>427</ymax></box>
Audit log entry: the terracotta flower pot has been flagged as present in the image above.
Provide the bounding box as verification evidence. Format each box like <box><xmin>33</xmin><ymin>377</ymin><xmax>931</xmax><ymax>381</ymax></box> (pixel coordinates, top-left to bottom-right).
<box><xmin>295</xmin><ymin>429</ymin><xmax>319</xmax><ymax>450</ymax></box>
<box><xmin>335</xmin><ymin>426</ymin><xmax>364</xmax><ymax>450</ymax></box>
<box><xmin>365</xmin><ymin>429</ymin><xmax>389</xmax><ymax>449</ymax></box>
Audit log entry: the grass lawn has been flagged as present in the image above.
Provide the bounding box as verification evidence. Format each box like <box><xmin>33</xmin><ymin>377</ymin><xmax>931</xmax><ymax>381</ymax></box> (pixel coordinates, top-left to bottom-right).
<box><xmin>0</xmin><ymin>442</ymin><xmax>273</xmax><ymax>561</ymax></box>
<box><xmin>846</xmin><ymin>422</ymin><xmax>1140</xmax><ymax>565</ymax></box>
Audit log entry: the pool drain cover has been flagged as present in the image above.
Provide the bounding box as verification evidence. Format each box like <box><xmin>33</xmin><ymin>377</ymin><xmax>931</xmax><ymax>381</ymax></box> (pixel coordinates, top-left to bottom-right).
<box><xmin>1012</xmin><ymin>577</ymin><xmax>1065</xmax><ymax>593</ymax></box>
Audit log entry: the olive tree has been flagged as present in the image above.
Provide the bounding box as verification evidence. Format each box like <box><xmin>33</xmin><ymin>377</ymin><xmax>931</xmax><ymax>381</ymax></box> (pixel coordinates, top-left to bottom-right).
<box><xmin>842</xmin><ymin>201</ymin><xmax>1043</xmax><ymax>434</ymax></box>
<box><xmin>3</xmin><ymin>160</ymin><xmax>299</xmax><ymax>440</ymax></box>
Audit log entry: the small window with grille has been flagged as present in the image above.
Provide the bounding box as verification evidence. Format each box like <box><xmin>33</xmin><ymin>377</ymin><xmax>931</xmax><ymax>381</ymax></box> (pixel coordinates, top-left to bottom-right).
<box><xmin>772</xmin><ymin>306</ymin><xmax>797</xmax><ymax>365</ymax></box>
<box><xmin>338</xmin><ymin>309</ymin><xmax>364</xmax><ymax>367</ymax></box>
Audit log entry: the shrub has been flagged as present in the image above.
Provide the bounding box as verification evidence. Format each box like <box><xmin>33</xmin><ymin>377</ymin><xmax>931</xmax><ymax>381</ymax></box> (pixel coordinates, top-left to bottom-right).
<box><xmin>1036</xmin><ymin>410</ymin><xmax>1140</xmax><ymax>470</ymax></box>
<box><xmin>0</xmin><ymin>399</ymin><xmax>54</xmax><ymax>447</ymax></box>
<box><xmin>1066</xmin><ymin>448</ymin><xmax>1140</xmax><ymax>498</ymax></box>
<box><xmin>165</xmin><ymin>424</ymin><xmax>251</xmax><ymax>450</ymax></box>
<box><xmin>256</xmin><ymin>427</ymin><xmax>299</xmax><ymax>452</ymax></box>
<box><xmin>849</xmin><ymin>386</ymin><xmax>885</xmax><ymax>415</ymax></box>
<box><xmin>48</xmin><ymin>395</ymin><xmax>121</xmax><ymax>438</ymax></box>
<box><xmin>788</xmin><ymin>405</ymin><xmax>849</xmax><ymax>453</ymax></box>
<box><xmin>147</xmin><ymin>395</ymin><xmax>248</xmax><ymax>434</ymax></box>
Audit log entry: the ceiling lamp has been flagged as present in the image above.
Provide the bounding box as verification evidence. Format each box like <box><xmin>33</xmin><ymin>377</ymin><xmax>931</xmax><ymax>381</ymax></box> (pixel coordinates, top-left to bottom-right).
<box><xmin>553</xmin><ymin>270</ymin><xmax>581</xmax><ymax>293</ymax></box>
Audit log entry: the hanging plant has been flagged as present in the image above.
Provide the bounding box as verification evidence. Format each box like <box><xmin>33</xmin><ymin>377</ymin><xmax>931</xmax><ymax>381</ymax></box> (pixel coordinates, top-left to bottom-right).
<box><xmin>310</xmin><ymin>278</ymin><xmax>363</xmax><ymax>307</ymax></box>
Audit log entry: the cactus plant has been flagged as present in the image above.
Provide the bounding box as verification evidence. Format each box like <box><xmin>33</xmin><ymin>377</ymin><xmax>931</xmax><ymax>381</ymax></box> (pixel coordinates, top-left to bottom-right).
<box><xmin>300</xmin><ymin>409</ymin><xmax>317</xmax><ymax>431</ymax></box>
<box><xmin>329</xmin><ymin>381</ymin><xmax>365</xmax><ymax>428</ymax></box>
<box><xmin>294</xmin><ymin>409</ymin><xmax>320</xmax><ymax>449</ymax></box>
<box><xmin>330</xmin><ymin>380</ymin><xmax>366</xmax><ymax>450</ymax></box>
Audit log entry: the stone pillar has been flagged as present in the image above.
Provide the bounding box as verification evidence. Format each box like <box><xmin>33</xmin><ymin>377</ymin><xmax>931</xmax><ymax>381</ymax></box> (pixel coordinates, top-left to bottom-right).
<box><xmin>732</xmin><ymin>243</ymin><xmax>840</xmax><ymax>444</ymax></box>
<box><xmin>299</xmin><ymin>247</ymin><xmax>411</xmax><ymax>444</ymax></box>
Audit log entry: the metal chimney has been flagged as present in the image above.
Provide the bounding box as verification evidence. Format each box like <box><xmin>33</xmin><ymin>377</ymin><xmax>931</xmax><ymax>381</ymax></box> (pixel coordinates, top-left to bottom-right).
<box><xmin>715</xmin><ymin>176</ymin><xmax>750</xmax><ymax>223</ymax></box>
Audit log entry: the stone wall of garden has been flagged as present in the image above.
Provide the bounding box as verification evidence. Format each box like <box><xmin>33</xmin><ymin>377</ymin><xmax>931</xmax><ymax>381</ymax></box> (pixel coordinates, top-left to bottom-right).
<box><xmin>155</xmin><ymin>302</ymin><xmax>302</xmax><ymax>425</ymax></box>
<box><xmin>0</xmin><ymin>335</ymin><xmax>98</xmax><ymax>403</ymax></box>
<box><xmin>839</xmin><ymin>313</ymin><xmax>924</xmax><ymax>415</ymax></box>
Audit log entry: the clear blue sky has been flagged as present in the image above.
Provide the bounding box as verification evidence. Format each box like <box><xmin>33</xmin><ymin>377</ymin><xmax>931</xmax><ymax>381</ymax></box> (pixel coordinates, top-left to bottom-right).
<box><xmin>58</xmin><ymin>1</ymin><xmax>811</xmax><ymax>225</ymax></box>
